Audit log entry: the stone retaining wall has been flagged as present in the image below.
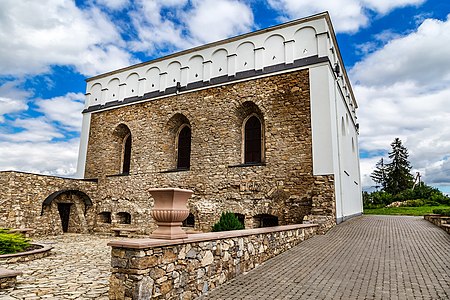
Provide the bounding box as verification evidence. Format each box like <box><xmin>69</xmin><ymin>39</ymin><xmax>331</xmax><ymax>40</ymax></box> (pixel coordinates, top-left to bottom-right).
<box><xmin>424</xmin><ymin>214</ymin><xmax>450</xmax><ymax>234</ymax></box>
<box><xmin>108</xmin><ymin>224</ymin><xmax>317</xmax><ymax>299</ymax></box>
<box><xmin>0</xmin><ymin>171</ymin><xmax>98</xmax><ymax>235</ymax></box>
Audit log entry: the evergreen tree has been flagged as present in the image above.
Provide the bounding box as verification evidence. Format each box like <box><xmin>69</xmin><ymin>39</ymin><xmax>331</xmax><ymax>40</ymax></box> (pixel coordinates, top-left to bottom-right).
<box><xmin>371</xmin><ymin>158</ymin><xmax>388</xmax><ymax>190</ymax></box>
<box><xmin>385</xmin><ymin>138</ymin><xmax>414</xmax><ymax>195</ymax></box>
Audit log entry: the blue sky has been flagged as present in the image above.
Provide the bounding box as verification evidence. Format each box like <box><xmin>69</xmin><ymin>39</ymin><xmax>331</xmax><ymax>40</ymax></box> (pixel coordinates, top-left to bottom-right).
<box><xmin>1</xmin><ymin>0</ymin><xmax>449</xmax><ymax>193</ymax></box>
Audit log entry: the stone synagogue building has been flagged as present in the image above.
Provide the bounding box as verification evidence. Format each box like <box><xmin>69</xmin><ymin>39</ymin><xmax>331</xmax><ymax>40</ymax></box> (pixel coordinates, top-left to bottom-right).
<box><xmin>0</xmin><ymin>12</ymin><xmax>362</xmax><ymax>235</ymax></box>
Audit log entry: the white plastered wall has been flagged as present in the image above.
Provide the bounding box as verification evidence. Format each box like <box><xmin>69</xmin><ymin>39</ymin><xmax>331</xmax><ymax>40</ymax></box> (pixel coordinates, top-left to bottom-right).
<box><xmin>76</xmin><ymin>112</ymin><xmax>91</xmax><ymax>178</ymax></box>
<box><xmin>310</xmin><ymin>64</ymin><xmax>362</xmax><ymax>223</ymax></box>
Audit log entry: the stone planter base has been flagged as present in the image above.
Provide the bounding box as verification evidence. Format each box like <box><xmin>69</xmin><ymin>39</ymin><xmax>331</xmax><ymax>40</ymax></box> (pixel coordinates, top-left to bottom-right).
<box><xmin>0</xmin><ymin>243</ymin><xmax>53</xmax><ymax>264</ymax></box>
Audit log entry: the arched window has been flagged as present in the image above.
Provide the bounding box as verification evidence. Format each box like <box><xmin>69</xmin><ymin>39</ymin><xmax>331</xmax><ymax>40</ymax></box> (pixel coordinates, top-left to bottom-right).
<box><xmin>244</xmin><ymin>115</ymin><xmax>262</xmax><ymax>163</ymax></box>
<box><xmin>177</xmin><ymin>125</ymin><xmax>191</xmax><ymax>169</ymax></box>
<box><xmin>122</xmin><ymin>133</ymin><xmax>132</xmax><ymax>174</ymax></box>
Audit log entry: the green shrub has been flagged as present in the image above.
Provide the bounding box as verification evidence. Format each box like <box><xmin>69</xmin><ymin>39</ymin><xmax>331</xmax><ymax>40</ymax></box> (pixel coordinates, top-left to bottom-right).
<box><xmin>432</xmin><ymin>208</ymin><xmax>450</xmax><ymax>216</ymax></box>
<box><xmin>212</xmin><ymin>212</ymin><xmax>244</xmax><ymax>232</ymax></box>
<box><xmin>0</xmin><ymin>232</ymin><xmax>31</xmax><ymax>255</ymax></box>
<box><xmin>400</xmin><ymin>199</ymin><xmax>425</xmax><ymax>207</ymax></box>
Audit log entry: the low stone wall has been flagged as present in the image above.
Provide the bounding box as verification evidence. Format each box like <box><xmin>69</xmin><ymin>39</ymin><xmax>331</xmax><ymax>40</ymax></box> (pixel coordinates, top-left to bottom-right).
<box><xmin>424</xmin><ymin>214</ymin><xmax>450</xmax><ymax>234</ymax></box>
<box><xmin>0</xmin><ymin>268</ymin><xmax>22</xmax><ymax>289</ymax></box>
<box><xmin>108</xmin><ymin>224</ymin><xmax>317</xmax><ymax>299</ymax></box>
<box><xmin>0</xmin><ymin>244</ymin><xmax>53</xmax><ymax>264</ymax></box>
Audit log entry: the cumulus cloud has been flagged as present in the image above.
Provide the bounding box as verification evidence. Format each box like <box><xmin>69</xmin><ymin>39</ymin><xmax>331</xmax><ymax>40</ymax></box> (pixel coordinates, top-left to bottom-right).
<box><xmin>0</xmin><ymin>91</ymin><xmax>85</xmax><ymax>176</ymax></box>
<box><xmin>36</xmin><ymin>93</ymin><xmax>85</xmax><ymax>131</ymax></box>
<box><xmin>95</xmin><ymin>0</ymin><xmax>130</xmax><ymax>10</ymax></box>
<box><xmin>185</xmin><ymin>0</ymin><xmax>254</xmax><ymax>43</ymax></box>
<box><xmin>0</xmin><ymin>81</ymin><xmax>30</xmax><ymax>122</ymax></box>
<box><xmin>352</xmin><ymin>15</ymin><xmax>450</xmax><ymax>187</ymax></box>
<box><xmin>0</xmin><ymin>140</ymin><xmax>79</xmax><ymax>176</ymax></box>
<box><xmin>267</xmin><ymin>0</ymin><xmax>425</xmax><ymax>33</ymax></box>
<box><xmin>129</xmin><ymin>0</ymin><xmax>254</xmax><ymax>55</ymax></box>
<box><xmin>0</xmin><ymin>0</ymin><xmax>135</xmax><ymax>77</ymax></box>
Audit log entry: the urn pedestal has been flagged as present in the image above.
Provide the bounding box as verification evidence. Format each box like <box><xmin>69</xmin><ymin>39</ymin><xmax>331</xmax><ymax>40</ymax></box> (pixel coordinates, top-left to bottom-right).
<box><xmin>149</xmin><ymin>188</ymin><xmax>193</xmax><ymax>240</ymax></box>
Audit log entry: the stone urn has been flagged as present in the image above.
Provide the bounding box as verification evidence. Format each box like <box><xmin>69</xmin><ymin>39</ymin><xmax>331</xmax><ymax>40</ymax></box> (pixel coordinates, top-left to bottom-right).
<box><xmin>149</xmin><ymin>188</ymin><xmax>193</xmax><ymax>240</ymax></box>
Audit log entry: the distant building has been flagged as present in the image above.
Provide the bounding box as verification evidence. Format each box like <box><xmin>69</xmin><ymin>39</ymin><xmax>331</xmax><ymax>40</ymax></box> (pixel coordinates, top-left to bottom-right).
<box><xmin>0</xmin><ymin>12</ymin><xmax>362</xmax><ymax>235</ymax></box>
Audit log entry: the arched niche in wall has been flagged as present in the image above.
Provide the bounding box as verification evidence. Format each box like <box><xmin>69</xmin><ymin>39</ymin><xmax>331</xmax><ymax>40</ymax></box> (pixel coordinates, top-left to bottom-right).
<box><xmin>263</xmin><ymin>34</ymin><xmax>285</xmax><ymax>67</ymax></box>
<box><xmin>211</xmin><ymin>48</ymin><xmax>228</xmax><ymax>78</ymax></box>
<box><xmin>116</xmin><ymin>212</ymin><xmax>132</xmax><ymax>224</ymax></box>
<box><xmin>253</xmin><ymin>214</ymin><xmax>279</xmax><ymax>228</ymax></box>
<box><xmin>113</xmin><ymin>124</ymin><xmax>132</xmax><ymax>175</ymax></box>
<box><xmin>165</xmin><ymin>113</ymin><xmax>191</xmax><ymax>170</ymax></box>
<box><xmin>107</xmin><ymin>78</ymin><xmax>120</xmax><ymax>101</ymax></box>
<box><xmin>294</xmin><ymin>27</ymin><xmax>318</xmax><ymax>59</ymax></box>
<box><xmin>167</xmin><ymin>61</ymin><xmax>182</xmax><ymax>88</ymax></box>
<box><xmin>188</xmin><ymin>55</ymin><xmax>204</xmax><ymax>83</ymax></box>
<box><xmin>341</xmin><ymin>116</ymin><xmax>346</xmax><ymax>137</ymax></box>
<box><xmin>125</xmin><ymin>73</ymin><xmax>139</xmax><ymax>98</ymax></box>
<box><xmin>236</xmin><ymin>41</ymin><xmax>255</xmax><ymax>73</ymax></box>
<box><xmin>90</xmin><ymin>83</ymin><xmax>102</xmax><ymax>104</ymax></box>
<box><xmin>145</xmin><ymin>67</ymin><xmax>160</xmax><ymax>93</ymax></box>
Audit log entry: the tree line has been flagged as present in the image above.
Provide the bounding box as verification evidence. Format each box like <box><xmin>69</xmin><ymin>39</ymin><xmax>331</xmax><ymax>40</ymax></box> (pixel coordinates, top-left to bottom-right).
<box><xmin>364</xmin><ymin>138</ymin><xmax>449</xmax><ymax>208</ymax></box>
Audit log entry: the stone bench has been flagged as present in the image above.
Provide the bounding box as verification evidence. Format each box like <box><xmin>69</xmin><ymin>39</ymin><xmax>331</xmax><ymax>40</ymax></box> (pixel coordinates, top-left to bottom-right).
<box><xmin>8</xmin><ymin>228</ymin><xmax>34</xmax><ymax>237</ymax></box>
<box><xmin>0</xmin><ymin>268</ymin><xmax>22</xmax><ymax>289</ymax></box>
<box><xmin>111</xmin><ymin>227</ymin><xmax>139</xmax><ymax>237</ymax></box>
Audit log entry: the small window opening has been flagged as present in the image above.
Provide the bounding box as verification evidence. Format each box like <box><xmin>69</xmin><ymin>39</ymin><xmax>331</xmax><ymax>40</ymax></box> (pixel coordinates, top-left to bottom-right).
<box><xmin>253</xmin><ymin>214</ymin><xmax>278</xmax><ymax>228</ymax></box>
<box><xmin>182</xmin><ymin>213</ymin><xmax>195</xmax><ymax>227</ymax></box>
<box><xmin>117</xmin><ymin>212</ymin><xmax>131</xmax><ymax>224</ymax></box>
<box><xmin>98</xmin><ymin>212</ymin><xmax>112</xmax><ymax>224</ymax></box>
<box><xmin>234</xmin><ymin>213</ymin><xmax>245</xmax><ymax>228</ymax></box>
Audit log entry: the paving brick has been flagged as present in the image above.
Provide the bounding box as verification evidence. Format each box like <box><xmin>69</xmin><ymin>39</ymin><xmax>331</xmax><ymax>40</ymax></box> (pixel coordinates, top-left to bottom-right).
<box><xmin>200</xmin><ymin>216</ymin><xmax>450</xmax><ymax>300</ymax></box>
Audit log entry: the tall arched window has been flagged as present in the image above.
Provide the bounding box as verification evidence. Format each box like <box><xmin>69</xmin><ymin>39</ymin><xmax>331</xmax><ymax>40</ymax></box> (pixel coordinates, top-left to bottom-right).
<box><xmin>177</xmin><ymin>125</ymin><xmax>191</xmax><ymax>169</ymax></box>
<box><xmin>122</xmin><ymin>133</ymin><xmax>132</xmax><ymax>174</ymax></box>
<box><xmin>244</xmin><ymin>115</ymin><xmax>262</xmax><ymax>163</ymax></box>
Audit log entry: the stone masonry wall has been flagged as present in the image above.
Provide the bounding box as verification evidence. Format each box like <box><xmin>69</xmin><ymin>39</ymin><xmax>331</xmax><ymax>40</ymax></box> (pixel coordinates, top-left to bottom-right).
<box><xmin>0</xmin><ymin>171</ymin><xmax>98</xmax><ymax>235</ymax></box>
<box><xmin>108</xmin><ymin>224</ymin><xmax>317</xmax><ymax>299</ymax></box>
<box><xmin>84</xmin><ymin>69</ymin><xmax>336</xmax><ymax>233</ymax></box>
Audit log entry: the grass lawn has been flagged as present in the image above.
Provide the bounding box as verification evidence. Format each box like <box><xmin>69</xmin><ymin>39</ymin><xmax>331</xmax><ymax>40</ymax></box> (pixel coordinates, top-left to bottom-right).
<box><xmin>364</xmin><ymin>205</ymin><xmax>450</xmax><ymax>216</ymax></box>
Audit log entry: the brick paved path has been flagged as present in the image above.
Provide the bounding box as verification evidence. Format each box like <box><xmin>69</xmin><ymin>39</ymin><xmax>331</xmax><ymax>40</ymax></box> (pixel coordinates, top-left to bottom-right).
<box><xmin>201</xmin><ymin>215</ymin><xmax>450</xmax><ymax>300</ymax></box>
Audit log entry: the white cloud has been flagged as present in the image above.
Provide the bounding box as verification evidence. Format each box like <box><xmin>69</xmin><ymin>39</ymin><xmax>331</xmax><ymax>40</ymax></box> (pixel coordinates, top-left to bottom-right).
<box><xmin>185</xmin><ymin>0</ymin><xmax>254</xmax><ymax>43</ymax></box>
<box><xmin>363</xmin><ymin>0</ymin><xmax>424</xmax><ymax>15</ymax></box>
<box><xmin>95</xmin><ymin>0</ymin><xmax>130</xmax><ymax>10</ymax></box>
<box><xmin>0</xmin><ymin>140</ymin><xmax>79</xmax><ymax>176</ymax></box>
<box><xmin>36</xmin><ymin>93</ymin><xmax>85</xmax><ymax>131</ymax></box>
<box><xmin>129</xmin><ymin>0</ymin><xmax>254</xmax><ymax>55</ymax></box>
<box><xmin>351</xmin><ymin>16</ymin><xmax>450</xmax><ymax>87</ymax></box>
<box><xmin>0</xmin><ymin>81</ymin><xmax>30</xmax><ymax>122</ymax></box>
<box><xmin>0</xmin><ymin>97</ymin><xmax>27</xmax><ymax>122</ymax></box>
<box><xmin>267</xmin><ymin>0</ymin><xmax>425</xmax><ymax>33</ymax></box>
<box><xmin>0</xmin><ymin>0</ymin><xmax>134</xmax><ymax>77</ymax></box>
<box><xmin>352</xmin><ymin>15</ymin><xmax>450</xmax><ymax>187</ymax></box>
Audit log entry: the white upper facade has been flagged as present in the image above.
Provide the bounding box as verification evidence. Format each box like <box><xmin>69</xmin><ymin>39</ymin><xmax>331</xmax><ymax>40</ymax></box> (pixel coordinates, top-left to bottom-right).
<box><xmin>84</xmin><ymin>12</ymin><xmax>357</xmax><ymax>118</ymax></box>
